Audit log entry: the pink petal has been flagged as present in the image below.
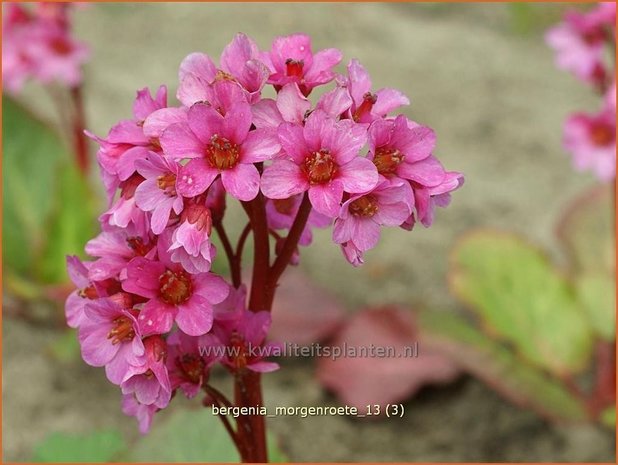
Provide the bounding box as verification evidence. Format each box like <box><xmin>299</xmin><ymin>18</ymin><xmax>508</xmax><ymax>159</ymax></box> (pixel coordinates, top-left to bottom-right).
<box><xmin>309</xmin><ymin>181</ymin><xmax>344</xmax><ymax>217</ymax></box>
<box><xmin>304</xmin><ymin>48</ymin><xmax>342</xmax><ymax>84</ymax></box>
<box><xmin>220</xmin><ymin>33</ymin><xmax>258</xmax><ymax>77</ymax></box>
<box><xmin>143</xmin><ymin>107</ymin><xmax>187</xmax><ymax>139</ymax></box>
<box><xmin>347</xmin><ymin>59</ymin><xmax>372</xmax><ymax>104</ymax></box>
<box><xmin>277</xmin><ymin>123</ymin><xmax>308</xmax><ymax>163</ymax></box>
<box><xmin>241</xmin><ymin>128</ymin><xmax>280</xmax><ymax>163</ymax></box>
<box><xmin>138</xmin><ymin>299</ymin><xmax>176</xmax><ymax>336</ymax></box>
<box><xmin>188</xmin><ymin>103</ymin><xmax>221</xmax><ymax>145</ymax></box>
<box><xmin>122</xmin><ymin>257</ymin><xmax>165</xmax><ymax>299</ymax></box>
<box><xmin>251</xmin><ymin>99</ymin><xmax>283</xmax><ymax>129</ymax></box>
<box><xmin>193</xmin><ymin>273</ymin><xmax>230</xmax><ymax>304</ymax></box>
<box><xmin>160</xmin><ymin>123</ymin><xmax>204</xmax><ymax>160</ymax></box>
<box><xmin>261</xmin><ymin>160</ymin><xmax>308</xmax><ymax>199</ymax></box>
<box><xmin>373</xmin><ymin>88</ymin><xmax>410</xmax><ymax>116</ymax></box>
<box><xmin>338</xmin><ymin>157</ymin><xmax>379</xmax><ymax>194</ymax></box>
<box><xmin>223</xmin><ymin>102</ymin><xmax>252</xmax><ymax>143</ymax></box>
<box><xmin>398</xmin><ymin>155</ymin><xmax>446</xmax><ymax>187</ymax></box>
<box><xmin>79</xmin><ymin>326</ymin><xmax>119</xmax><ymax>366</ymax></box>
<box><xmin>317</xmin><ymin>86</ymin><xmax>353</xmax><ymax>118</ymax></box>
<box><xmin>276</xmin><ymin>83</ymin><xmax>311</xmax><ymax>123</ymax></box>
<box><xmin>221</xmin><ymin>163</ymin><xmax>260</xmax><ymax>201</ymax></box>
<box><xmin>177</xmin><ymin>158</ymin><xmax>219</xmax><ymax>197</ymax></box>
<box><xmin>175</xmin><ymin>295</ymin><xmax>214</xmax><ymax>336</ymax></box>
<box><xmin>352</xmin><ymin>218</ymin><xmax>381</xmax><ymax>251</ymax></box>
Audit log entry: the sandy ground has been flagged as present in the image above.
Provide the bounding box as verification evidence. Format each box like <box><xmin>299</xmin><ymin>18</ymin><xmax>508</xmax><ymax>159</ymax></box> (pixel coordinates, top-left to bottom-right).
<box><xmin>4</xmin><ymin>3</ymin><xmax>615</xmax><ymax>462</ymax></box>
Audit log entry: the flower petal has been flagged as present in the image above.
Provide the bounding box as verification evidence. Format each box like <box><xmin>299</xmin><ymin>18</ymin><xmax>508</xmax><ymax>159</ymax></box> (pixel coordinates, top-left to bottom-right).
<box><xmin>261</xmin><ymin>160</ymin><xmax>308</xmax><ymax>199</ymax></box>
<box><xmin>221</xmin><ymin>163</ymin><xmax>260</xmax><ymax>201</ymax></box>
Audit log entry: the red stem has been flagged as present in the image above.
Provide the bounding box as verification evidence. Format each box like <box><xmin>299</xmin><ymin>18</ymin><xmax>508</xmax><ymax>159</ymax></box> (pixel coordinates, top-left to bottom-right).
<box><xmin>268</xmin><ymin>193</ymin><xmax>311</xmax><ymax>294</ymax></box>
<box><xmin>70</xmin><ymin>85</ymin><xmax>89</xmax><ymax>175</ymax></box>
<box><xmin>214</xmin><ymin>222</ymin><xmax>242</xmax><ymax>288</ymax></box>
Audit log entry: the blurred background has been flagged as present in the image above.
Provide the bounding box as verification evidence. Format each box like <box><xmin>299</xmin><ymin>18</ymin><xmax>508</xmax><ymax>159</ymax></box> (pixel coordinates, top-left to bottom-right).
<box><xmin>3</xmin><ymin>3</ymin><xmax>615</xmax><ymax>462</ymax></box>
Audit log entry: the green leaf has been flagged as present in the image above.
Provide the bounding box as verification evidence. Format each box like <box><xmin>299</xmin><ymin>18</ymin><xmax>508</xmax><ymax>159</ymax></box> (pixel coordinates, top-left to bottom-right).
<box><xmin>450</xmin><ymin>231</ymin><xmax>593</xmax><ymax>376</ymax></box>
<box><xmin>557</xmin><ymin>185</ymin><xmax>614</xmax><ymax>277</ymax></box>
<box><xmin>35</xmin><ymin>160</ymin><xmax>98</xmax><ymax>283</ymax></box>
<box><xmin>575</xmin><ymin>273</ymin><xmax>615</xmax><ymax>341</ymax></box>
<box><xmin>418</xmin><ymin>310</ymin><xmax>588</xmax><ymax>422</ymax></box>
<box><xmin>599</xmin><ymin>406</ymin><xmax>615</xmax><ymax>428</ymax></box>
<box><xmin>130</xmin><ymin>409</ymin><xmax>240</xmax><ymax>462</ymax></box>
<box><xmin>2</xmin><ymin>97</ymin><xmax>65</xmax><ymax>277</ymax></box>
<box><xmin>32</xmin><ymin>430</ymin><xmax>126</xmax><ymax>462</ymax></box>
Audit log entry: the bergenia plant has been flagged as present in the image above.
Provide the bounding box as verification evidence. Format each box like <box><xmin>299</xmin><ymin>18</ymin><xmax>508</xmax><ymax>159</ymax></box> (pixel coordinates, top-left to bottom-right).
<box><xmin>546</xmin><ymin>2</ymin><xmax>616</xmax><ymax>182</ymax></box>
<box><xmin>2</xmin><ymin>2</ymin><xmax>90</xmax><ymax>173</ymax></box>
<box><xmin>66</xmin><ymin>32</ymin><xmax>462</xmax><ymax>462</ymax></box>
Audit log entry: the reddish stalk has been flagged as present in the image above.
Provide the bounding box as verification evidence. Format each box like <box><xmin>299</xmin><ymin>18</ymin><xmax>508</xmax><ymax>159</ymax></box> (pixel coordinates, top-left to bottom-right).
<box><xmin>229</xmin><ymin>192</ymin><xmax>312</xmax><ymax>462</ymax></box>
<box><xmin>70</xmin><ymin>85</ymin><xmax>89</xmax><ymax>175</ymax></box>
<box><xmin>215</xmin><ymin>221</ymin><xmax>242</xmax><ymax>288</ymax></box>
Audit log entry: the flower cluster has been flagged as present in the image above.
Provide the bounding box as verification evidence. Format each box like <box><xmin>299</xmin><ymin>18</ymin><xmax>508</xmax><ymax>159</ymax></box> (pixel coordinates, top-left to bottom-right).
<box><xmin>67</xmin><ymin>33</ymin><xmax>461</xmax><ymax>433</ymax></box>
<box><xmin>546</xmin><ymin>3</ymin><xmax>616</xmax><ymax>182</ymax></box>
<box><xmin>2</xmin><ymin>3</ymin><xmax>89</xmax><ymax>93</ymax></box>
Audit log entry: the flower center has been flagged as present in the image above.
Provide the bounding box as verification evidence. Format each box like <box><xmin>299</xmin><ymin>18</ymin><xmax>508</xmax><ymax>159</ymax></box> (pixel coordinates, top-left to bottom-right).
<box><xmin>206</xmin><ymin>134</ymin><xmax>240</xmax><ymax>170</ymax></box>
<box><xmin>157</xmin><ymin>173</ymin><xmax>177</xmax><ymax>196</ymax></box>
<box><xmin>50</xmin><ymin>36</ymin><xmax>72</xmax><ymax>55</ymax></box>
<box><xmin>107</xmin><ymin>316</ymin><xmax>135</xmax><ymax>345</ymax></box>
<box><xmin>273</xmin><ymin>197</ymin><xmax>296</xmax><ymax>215</ymax></box>
<box><xmin>353</xmin><ymin>92</ymin><xmax>377</xmax><ymax>122</ymax></box>
<box><xmin>303</xmin><ymin>149</ymin><xmax>337</xmax><ymax>184</ymax></box>
<box><xmin>176</xmin><ymin>354</ymin><xmax>205</xmax><ymax>384</ymax></box>
<box><xmin>285</xmin><ymin>59</ymin><xmax>304</xmax><ymax>78</ymax></box>
<box><xmin>349</xmin><ymin>195</ymin><xmax>379</xmax><ymax>217</ymax></box>
<box><xmin>127</xmin><ymin>237</ymin><xmax>151</xmax><ymax>256</ymax></box>
<box><xmin>159</xmin><ymin>269</ymin><xmax>192</xmax><ymax>305</ymax></box>
<box><xmin>589</xmin><ymin>122</ymin><xmax>614</xmax><ymax>147</ymax></box>
<box><xmin>373</xmin><ymin>147</ymin><xmax>404</xmax><ymax>175</ymax></box>
<box><xmin>78</xmin><ymin>285</ymin><xmax>98</xmax><ymax>299</ymax></box>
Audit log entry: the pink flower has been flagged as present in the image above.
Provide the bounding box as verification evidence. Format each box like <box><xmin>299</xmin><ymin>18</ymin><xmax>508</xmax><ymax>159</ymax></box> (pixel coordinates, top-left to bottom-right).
<box><xmin>78</xmin><ymin>298</ymin><xmax>145</xmax><ymax>385</ymax></box>
<box><xmin>65</xmin><ymin>255</ymin><xmax>94</xmax><ymax>328</ymax></box>
<box><xmin>168</xmin><ymin>202</ymin><xmax>216</xmax><ymax>274</ymax></box>
<box><xmin>122</xmin><ymin>394</ymin><xmax>158</xmax><ymax>434</ymax></box>
<box><xmin>87</xmin><ymin>86</ymin><xmax>182</xmax><ymax>202</ymax></box>
<box><xmin>2</xmin><ymin>3</ymin><xmax>88</xmax><ymax>92</ymax></box>
<box><xmin>213</xmin><ymin>309</ymin><xmax>280</xmax><ymax>373</ymax></box>
<box><xmin>252</xmin><ymin>83</ymin><xmax>311</xmax><ymax>130</ymax></box>
<box><xmin>134</xmin><ymin>154</ymin><xmax>184</xmax><ymax>234</ymax></box>
<box><xmin>85</xmin><ymin>229</ymin><xmax>156</xmax><ymax>282</ymax></box>
<box><xmin>122</xmin><ymin>255</ymin><xmax>229</xmax><ymax>337</ymax></box>
<box><xmin>99</xmin><ymin>174</ymin><xmax>150</xmax><ymax>239</ymax></box>
<box><xmin>546</xmin><ymin>7</ymin><xmax>611</xmax><ymax>85</ymax></box>
<box><xmin>333</xmin><ymin>180</ymin><xmax>413</xmax><ymax>255</ymax></box>
<box><xmin>368</xmin><ymin>115</ymin><xmax>443</xmax><ymax>187</ymax></box>
<box><xmin>412</xmin><ymin>171</ymin><xmax>464</xmax><ymax>228</ymax></box>
<box><xmin>261</xmin><ymin>110</ymin><xmax>378</xmax><ymax>217</ymax></box>
<box><xmin>220</xmin><ymin>33</ymin><xmax>270</xmax><ymax>102</ymax></box>
<box><xmin>340</xmin><ymin>241</ymin><xmax>364</xmax><ymax>267</ymax></box>
<box><xmin>340</xmin><ymin>59</ymin><xmax>409</xmax><ymax>123</ymax></box>
<box><xmin>161</xmin><ymin>101</ymin><xmax>280</xmax><ymax>201</ymax></box>
<box><xmin>564</xmin><ymin>108</ymin><xmax>616</xmax><ymax>182</ymax></box>
<box><xmin>261</xmin><ymin>33</ymin><xmax>342</xmax><ymax>96</ymax></box>
<box><xmin>26</xmin><ymin>20</ymin><xmax>89</xmax><ymax>87</ymax></box>
<box><xmin>177</xmin><ymin>34</ymin><xmax>269</xmax><ymax>106</ymax></box>
<box><xmin>121</xmin><ymin>336</ymin><xmax>171</xmax><ymax>409</ymax></box>
<box><xmin>166</xmin><ymin>330</ymin><xmax>222</xmax><ymax>398</ymax></box>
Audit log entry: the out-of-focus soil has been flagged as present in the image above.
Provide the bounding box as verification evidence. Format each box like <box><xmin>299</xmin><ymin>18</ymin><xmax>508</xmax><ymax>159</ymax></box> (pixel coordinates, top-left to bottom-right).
<box><xmin>4</xmin><ymin>3</ymin><xmax>614</xmax><ymax>462</ymax></box>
